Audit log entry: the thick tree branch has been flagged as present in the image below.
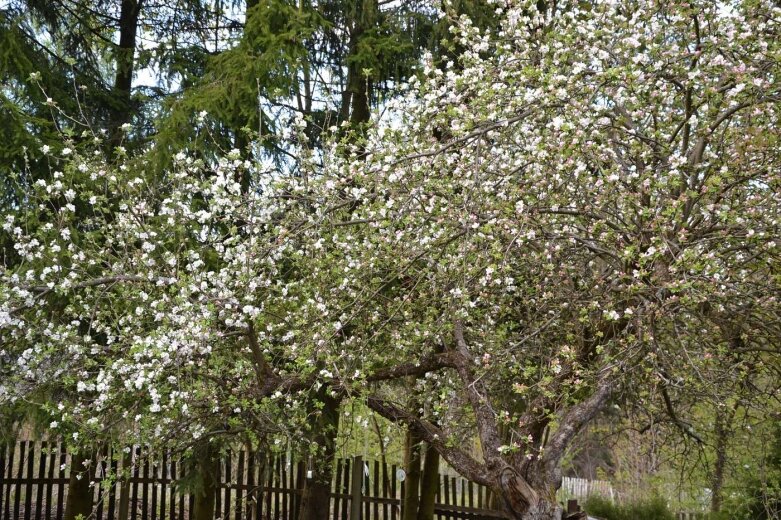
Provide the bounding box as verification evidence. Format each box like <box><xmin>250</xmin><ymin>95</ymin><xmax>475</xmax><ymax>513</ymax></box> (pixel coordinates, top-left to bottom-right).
<box><xmin>453</xmin><ymin>320</ymin><xmax>503</xmax><ymax>459</ymax></box>
<box><xmin>247</xmin><ymin>322</ymin><xmax>280</xmax><ymax>393</ymax></box>
<box><xmin>542</xmin><ymin>373</ymin><xmax>615</xmax><ymax>468</ymax></box>
<box><xmin>365</xmin><ymin>351</ymin><xmax>460</xmax><ymax>383</ymax></box>
<box><xmin>366</xmin><ymin>395</ymin><xmax>493</xmax><ymax>487</ymax></box>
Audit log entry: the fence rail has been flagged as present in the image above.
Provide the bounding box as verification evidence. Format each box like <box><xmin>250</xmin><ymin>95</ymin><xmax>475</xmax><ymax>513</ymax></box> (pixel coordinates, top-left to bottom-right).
<box><xmin>0</xmin><ymin>440</ymin><xmax>505</xmax><ymax>520</ymax></box>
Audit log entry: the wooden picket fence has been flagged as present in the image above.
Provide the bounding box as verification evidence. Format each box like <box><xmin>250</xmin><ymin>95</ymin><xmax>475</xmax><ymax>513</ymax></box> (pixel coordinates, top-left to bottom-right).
<box><xmin>674</xmin><ymin>513</ymin><xmax>706</xmax><ymax>520</ymax></box>
<box><xmin>558</xmin><ymin>477</ymin><xmax>614</xmax><ymax>502</ymax></box>
<box><xmin>0</xmin><ymin>440</ymin><xmax>506</xmax><ymax>520</ymax></box>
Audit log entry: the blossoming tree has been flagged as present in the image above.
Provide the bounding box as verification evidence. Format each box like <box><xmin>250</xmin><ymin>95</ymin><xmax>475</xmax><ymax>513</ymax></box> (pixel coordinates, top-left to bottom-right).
<box><xmin>1</xmin><ymin>1</ymin><xmax>780</xmax><ymax>520</ymax></box>
<box><xmin>275</xmin><ymin>1</ymin><xmax>780</xmax><ymax>517</ymax></box>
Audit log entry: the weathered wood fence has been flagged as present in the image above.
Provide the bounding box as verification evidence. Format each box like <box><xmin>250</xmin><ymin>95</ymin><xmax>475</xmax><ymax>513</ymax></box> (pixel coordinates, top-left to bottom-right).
<box><xmin>0</xmin><ymin>440</ymin><xmax>505</xmax><ymax>520</ymax></box>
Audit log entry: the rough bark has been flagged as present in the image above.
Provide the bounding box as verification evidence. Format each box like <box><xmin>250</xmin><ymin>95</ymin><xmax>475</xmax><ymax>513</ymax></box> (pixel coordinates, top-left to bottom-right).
<box><xmin>63</xmin><ymin>450</ymin><xmax>93</xmax><ymax>520</ymax></box>
<box><xmin>416</xmin><ymin>443</ymin><xmax>440</xmax><ymax>520</ymax></box>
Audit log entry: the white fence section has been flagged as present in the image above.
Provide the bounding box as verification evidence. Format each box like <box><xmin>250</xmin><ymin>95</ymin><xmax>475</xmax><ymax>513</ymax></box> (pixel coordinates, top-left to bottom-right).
<box><xmin>559</xmin><ymin>476</ymin><xmax>615</xmax><ymax>502</ymax></box>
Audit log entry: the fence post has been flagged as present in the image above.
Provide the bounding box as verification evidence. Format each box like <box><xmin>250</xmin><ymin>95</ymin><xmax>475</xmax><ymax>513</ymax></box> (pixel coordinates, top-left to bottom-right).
<box><xmin>350</xmin><ymin>456</ymin><xmax>363</xmax><ymax>520</ymax></box>
<box><xmin>0</xmin><ymin>441</ymin><xmax>5</xmax><ymax>519</ymax></box>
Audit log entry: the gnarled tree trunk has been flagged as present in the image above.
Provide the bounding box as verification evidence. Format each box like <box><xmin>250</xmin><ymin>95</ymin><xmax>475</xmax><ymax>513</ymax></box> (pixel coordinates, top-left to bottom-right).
<box><xmin>495</xmin><ymin>465</ymin><xmax>563</xmax><ymax>520</ymax></box>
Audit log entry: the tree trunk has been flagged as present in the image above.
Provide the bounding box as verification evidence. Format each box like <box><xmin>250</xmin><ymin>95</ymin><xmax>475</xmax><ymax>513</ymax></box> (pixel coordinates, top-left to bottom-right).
<box><xmin>192</xmin><ymin>442</ymin><xmax>219</xmax><ymax>520</ymax></box>
<box><xmin>64</xmin><ymin>450</ymin><xmax>93</xmax><ymax>520</ymax></box>
<box><xmin>495</xmin><ymin>464</ymin><xmax>564</xmax><ymax>520</ymax></box>
<box><xmin>297</xmin><ymin>390</ymin><xmax>340</xmax><ymax>520</ymax></box>
<box><xmin>710</xmin><ymin>411</ymin><xmax>728</xmax><ymax>513</ymax></box>
<box><xmin>117</xmin><ymin>450</ymin><xmax>132</xmax><ymax>520</ymax></box>
<box><xmin>402</xmin><ymin>427</ymin><xmax>422</xmax><ymax>520</ymax></box>
<box><xmin>510</xmin><ymin>499</ymin><xmax>563</xmax><ymax>520</ymax></box>
<box><xmin>416</xmin><ymin>443</ymin><xmax>439</xmax><ymax>520</ymax></box>
<box><xmin>340</xmin><ymin>0</ymin><xmax>375</xmax><ymax>128</ymax></box>
<box><xmin>109</xmin><ymin>0</ymin><xmax>141</xmax><ymax>146</ymax></box>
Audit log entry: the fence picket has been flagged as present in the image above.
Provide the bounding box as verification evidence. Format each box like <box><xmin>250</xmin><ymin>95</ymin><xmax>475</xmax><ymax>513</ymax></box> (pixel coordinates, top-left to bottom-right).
<box><xmin>176</xmin><ymin>457</ymin><xmax>185</xmax><ymax>520</ymax></box>
<box><xmin>245</xmin><ymin>451</ymin><xmax>255</xmax><ymax>520</ymax></box>
<box><xmin>0</xmin><ymin>443</ymin><xmax>6</xmax><ymax>520</ymax></box>
<box><xmin>442</xmin><ymin>474</ymin><xmax>450</xmax><ymax>520</ymax></box>
<box><xmin>95</xmin><ymin>450</ymin><xmax>106</xmax><ymax>520</ymax></box>
<box><xmin>225</xmin><ymin>450</ymin><xmax>234</xmax><ymax>520</ymax></box>
<box><xmin>169</xmin><ymin>457</ymin><xmax>177</xmax><ymax>520</ymax></box>
<box><xmin>6</xmin><ymin>441</ymin><xmax>16</xmax><ymax>520</ymax></box>
<box><xmin>216</xmin><ymin>454</ymin><xmax>223</xmax><ymax>520</ymax></box>
<box><xmin>13</xmin><ymin>441</ymin><xmax>25</xmax><ymax>520</ymax></box>
<box><xmin>379</xmin><ymin>460</ymin><xmax>388</xmax><ymax>520</ymax></box>
<box><xmin>45</xmin><ymin>443</ymin><xmax>55</xmax><ymax>520</ymax></box>
<box><xmin>341</xmin><ymin>458</ymin><xmax>350</xmax><ymax>520</ymax></box>
<box><xmin>107</xmin><ymin>455</ymin><xmax>117</xmax><ymax>520</ymax></box>
<box><xmin>372</xmin><ymin>461</ymin><xmax>379</xmax><ymax>520</ymax></box>
<box><xmin>280</xmin><ymin>456</ymin><xmax>286</xmax><ymax>520</ymax></box>
<box><xmin>131</xmin><ymin>447</ymin><xmax>140</xmax><ymax>520</ymax></box>
<box><xmin>151</xmin><ymin>457</ymin><xmax>159</xmax><ymax>520</ymax></box>
<box><xmin>389</xmin><ymin>464</ymin><xmax>397</xmax><ymax>520</ymax></box>
<box><xmin>144</xmin><ymin>450</ymin><xmax>152</xmax><ymax>520</ymax></box>
<box><xmin>332</xmin><ymin>458</ymin><xmax>342</xmax><ymax>520</ymax></box>
<box><xmin>158</xmin><ymin>452</ymin><xmax>166</xmax><ymax>520</ymax></box>
<box><xmin>55</xmin><ymin>444</ymin><xmax>65</xmax><ymax>520</ymax></box>
<box><xmin>0</xmin><ymin>443</ymin><xmax>5</xmax><ymax>520</ymax></box>
<box><xmin>236</xmin><ymin>450</ymin><xmax>245</xmax><ymax>520</ymax></box>
<box><xmin>34</xmin><ymin>441</ymin><xmax>46</xmax><ymax>520</ymax></box>
<box><xmin>23</xmin><ymin>440</ymin><xmax>34</xmax><ymax>520</ymax></box>
<box><xmin>263</xmin><ymin>456</ymin><xmax>271</xmax><ymax>520</ymax></box>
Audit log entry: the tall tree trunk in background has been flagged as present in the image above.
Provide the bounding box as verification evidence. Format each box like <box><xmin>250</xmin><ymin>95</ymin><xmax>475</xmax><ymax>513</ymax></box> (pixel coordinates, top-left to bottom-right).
<box><xmin>192</xmin><ymin>441</ymin><xmax>220</xmax><ymax>520</ymax></box>
<box><xmin>710</xmin><ymin>403</ymin><xmax>738</xmax><ymax>514</ymax></box>
<box><xmin>710</xmin><ymin>411</ymin><xmax>727</xmax><ymax>513</ymax></box>
<box><xmin>416</xmin><ymin>443</ymin><xmax>439</xmax><ymax>520</ymax></box>
<box><xmin>64</xmin><ymin>450</ymin><xmax>93</xmax><ymax>520</ymax></box>
<box><xmin>340</xmin><ymin>0</ymin><xmax>375</xmax><ymax>127</ymax></box>
<box><xmin>297</xmin><ymin>390</ymin><xmax>340</xmax><ymax>520</ymax></box>
<box><xmin>109</xmin><ymin>0</ymin><xmax>141</xmax><ymax>147</ymax></box>
<box><xmin>402</xmin><ymin>427</ymin><xmax>422</xmax><ymax>520</ymax></box>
